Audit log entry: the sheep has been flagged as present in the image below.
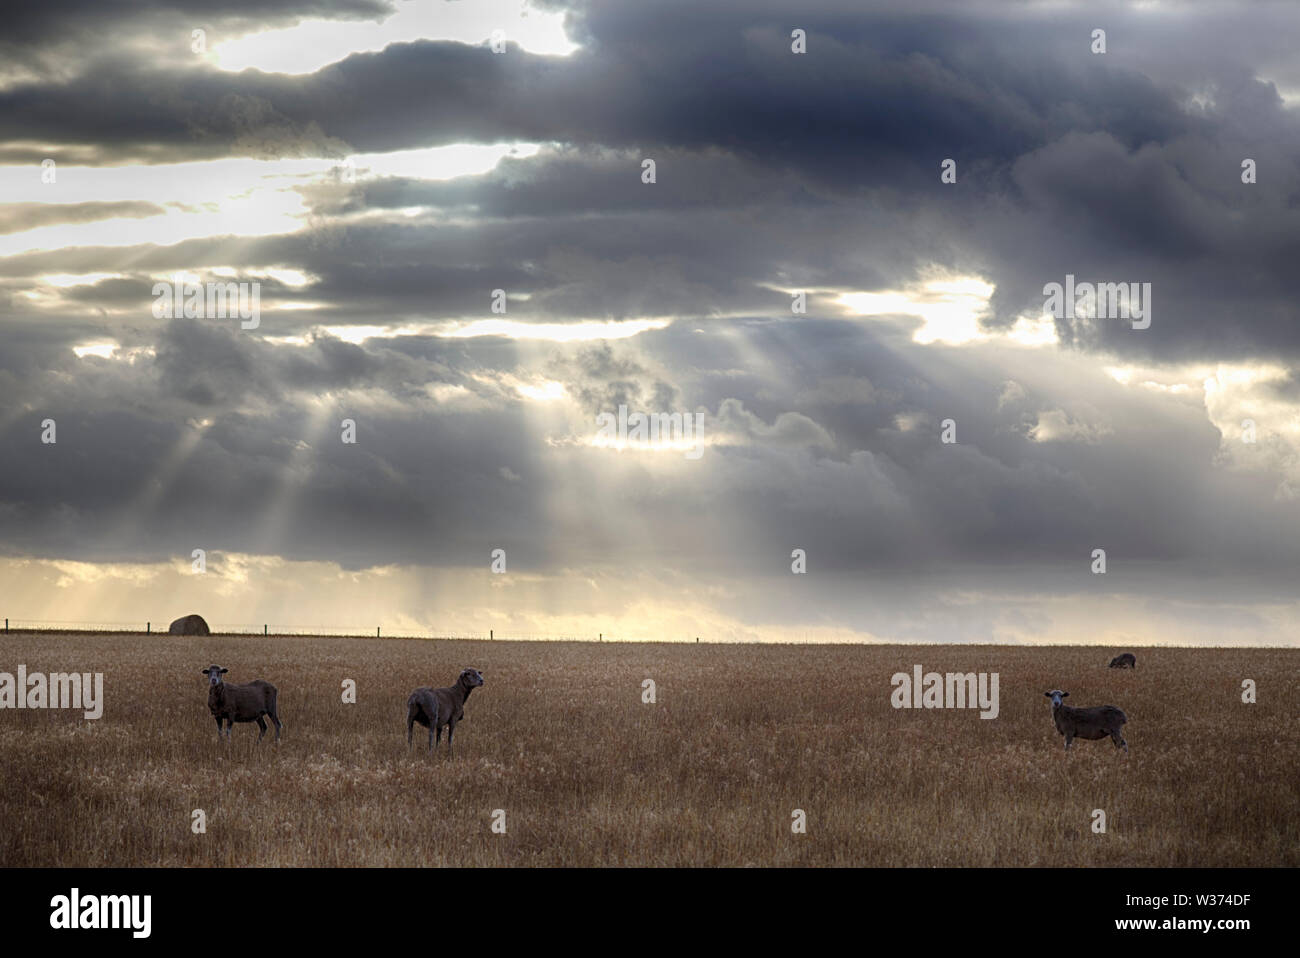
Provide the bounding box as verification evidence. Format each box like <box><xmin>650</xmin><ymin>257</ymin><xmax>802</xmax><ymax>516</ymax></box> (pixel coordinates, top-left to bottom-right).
<box><xmin>1044</xmin><ymin>689</ymin><xmax>1127</xmax><ymax>753</ymax></box>
<box><xmin>202</xmin><ymin>665</ymin><xmax>282</xmax><ymax>743</ymax></box>
<box><xmin>1108</xmin><ymin>652</ymin><xmax>1137</xmax><ymax>669</ymax></box>
<box><xmin>407</xmin><ymin>668</ymin><xmax>484</xmax><ymax>754</ymax></box>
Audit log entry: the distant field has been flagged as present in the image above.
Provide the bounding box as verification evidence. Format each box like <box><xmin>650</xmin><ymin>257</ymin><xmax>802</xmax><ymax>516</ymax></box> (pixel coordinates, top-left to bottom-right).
<box><xmin>0</xmin><ymin>634</ymin><xmax>1296</xmax><ymax>866</ymax></box>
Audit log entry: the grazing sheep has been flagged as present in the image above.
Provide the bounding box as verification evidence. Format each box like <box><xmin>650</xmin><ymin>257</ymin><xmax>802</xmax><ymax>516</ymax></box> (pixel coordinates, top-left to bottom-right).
<box><xmin>202</xmin><ymin>665</ymin><xmax>282</xmax><ymax>743</ymax></box>
<box><xmin>1044</xmin><ymin>689</ymin><xmax>1127</xmax><ymax>753</ymax></box>
<box><xmin>407</xmin><ymin>668</ymin><xmax>484</xmax><ymax>754</ymax></box>
<box><xmin>1108</xmin><ymin>652</ymin><xmax>1137</xmax><ymax>669</ymax></box>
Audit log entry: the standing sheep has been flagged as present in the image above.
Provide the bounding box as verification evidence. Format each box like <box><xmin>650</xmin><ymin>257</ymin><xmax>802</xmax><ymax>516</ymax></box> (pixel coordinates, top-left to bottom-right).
<box><xmin>1108</xmin><ymin>653</ymin><xmax>1137</xmax><ymax>669</ymax></box>
<box><xmin>202</xmin><ymin>665</ymin><xmax>282</xmax><ymax>743</ymax></box>
<box><xmin>1044</xmin><ymin>689</ymin><xmax>1127</xmax><ymax>753</ymax></box>
<box><xmin>407</xmin><ymin>668</ymin><xmax>484</xmax><ymax>754</ymax></box>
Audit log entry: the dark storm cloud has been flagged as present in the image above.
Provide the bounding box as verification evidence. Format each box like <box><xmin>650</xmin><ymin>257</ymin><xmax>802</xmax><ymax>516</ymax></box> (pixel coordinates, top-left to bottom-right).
<box><xmin>0</xmin><ymin>0</ymin><xmax>392</xmax><ymax>50</ymax></box>
<box><xmin>0</xmin><ymin>6</ymin><xmax>1190</xmax><ymax>171</ymax></box>
<box><xmin>0</xmin><ymin>207</ymin><xmax>839</xmax><ymax>327</ymax></box>
<box><xmin>2</xmin><ymin>1</ymin><xmax>1295</xmax><ymax>358</ymax></box>
<box><xmin>0</xmin><ymin>315</ymin><xmax>547</xmax><ymax>566</ymax></box>
<box><xmin>5</xmin><ymin>0</ymin><xmax>1300</xmax><ymax>636</ymax></box>
<box><xmin>332</xmin><ymin>146</ymin><xmax>799</xmax><ymax>216</ymax></box>
<box><xmin>4</xmin><ymin>306</ymin><xmax>1299</xmax><ymax>595</ymax></box>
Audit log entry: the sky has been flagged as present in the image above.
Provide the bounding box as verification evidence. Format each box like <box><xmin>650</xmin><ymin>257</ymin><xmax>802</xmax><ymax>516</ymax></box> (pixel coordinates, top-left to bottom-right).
<box><xmin>2</xmin><ymin>0</ymin><xmax>1299</xmax><ymax>645</ymax></box>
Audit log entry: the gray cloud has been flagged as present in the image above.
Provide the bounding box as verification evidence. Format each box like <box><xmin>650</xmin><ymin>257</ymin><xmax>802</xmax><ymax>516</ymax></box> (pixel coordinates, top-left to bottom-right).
<box><xmin>0</xmin><ymin>201</ymin><xmax>166</xmax><ymax>234</ymax></box>
<box><xmin>4</xmin><ymin>0</ymin><xmax>1300</xmax><ymax>640</ymax></box>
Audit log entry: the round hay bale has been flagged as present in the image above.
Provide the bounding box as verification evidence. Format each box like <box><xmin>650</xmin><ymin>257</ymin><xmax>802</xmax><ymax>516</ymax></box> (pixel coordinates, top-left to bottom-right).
<box><xmin>168</xmin><ymin>613</ymin><xmax>210</xmax><ymax>636</ymax></box>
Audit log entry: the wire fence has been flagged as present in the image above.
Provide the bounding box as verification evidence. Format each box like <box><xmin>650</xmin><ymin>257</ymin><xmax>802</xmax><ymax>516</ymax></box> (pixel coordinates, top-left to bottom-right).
<box><xmin>0</xmin><ymin>617</ymin><xmax>685</xmax><ymax>643</ymax></box>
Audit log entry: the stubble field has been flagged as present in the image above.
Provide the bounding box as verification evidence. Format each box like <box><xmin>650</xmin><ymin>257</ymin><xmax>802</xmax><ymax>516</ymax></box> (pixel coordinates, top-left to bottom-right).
<box><xmin>0</xmin><ymin>633</ymin><xmax>1296</xmax><ymax>867</ymax></box>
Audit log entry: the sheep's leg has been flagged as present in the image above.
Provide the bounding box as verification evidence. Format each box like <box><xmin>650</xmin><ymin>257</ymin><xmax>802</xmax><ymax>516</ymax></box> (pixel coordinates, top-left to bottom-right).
<box><xmin>427</xmin><ymin>724</ymin><xmax>435</xmax><ymax>752</ymax></box>
<box><xmin>214</xmin><ymin>716</ymin><xmax>224</xmax><ymax>741</ymax></box>
<box><xmin>407</xmin><ymin>714</ymin><xmax>414</xmax><ymax>749</ymax></box>
<box><xmin>1111</xmin><ymin>730</ymin><xmax>1128</xmax><ymax>752</ymax></box>
<box><xmin>447</xmin><ymin>720</ymin><xmax>456</xmax><ymax>755</ymax></box>
<box><xmin>1064</xmin><ymin>734</ymin><xmax>1073</xmax><ymax>751</ymax></box>
<box><xmin>270</xmin><ymin>712</ymin><xmax>282</xmax><ymax>742</ymax></box>
<box><xmin>256</xmin><ymin>715</ymin><xmax>268</xmax><ymax>743</ymax></box>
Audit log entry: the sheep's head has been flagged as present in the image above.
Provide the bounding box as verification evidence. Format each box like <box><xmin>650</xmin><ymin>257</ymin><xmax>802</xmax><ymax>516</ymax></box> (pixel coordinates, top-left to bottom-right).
<box><xmin>201</xmin><ymin>665</ymin><xmax>229</xmax><ymax>686</ymax></box>
<box><xmin>1044</xmin><ymin>689</ymin><xmax>1069</xmax><ymax>708</ymax></box>
<box><xmin>460</xmin><ymin>668</ymin><xmax>484</xmax><ymax>690</ymax></box>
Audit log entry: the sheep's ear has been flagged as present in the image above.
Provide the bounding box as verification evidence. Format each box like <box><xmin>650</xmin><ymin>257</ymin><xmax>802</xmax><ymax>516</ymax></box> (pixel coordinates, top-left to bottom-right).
<box><xmin>1062</xmin><ymin>692</ymin><xmax>1069</xmax><ymax>697</ymax></box>
<box><xmin>201</xmin><ymin>668</ymin><xmax>210</xmax><ymax>675</ymax></box>
<box><xmin>1043</xmin><ymin>691</ymin><xmax>1051</xmax><ymax>697</ymax></box>
<box><xmin>220</xmin><ymin>668</ymin><xmax>229</xmax><ymax>674</ymax></box>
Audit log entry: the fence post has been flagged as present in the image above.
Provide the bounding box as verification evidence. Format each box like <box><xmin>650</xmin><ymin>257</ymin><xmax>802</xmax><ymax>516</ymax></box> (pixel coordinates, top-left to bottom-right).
<box><xmin>490</xmin><ymin>629</ymin><xmax>493</xmax><ymax>641</ymax></box>
<box><xmin>146</xmin><ymin>621</ymin><xmax>150</xmax><ymax>634</ymax></box>
<box><xmin>377</xmin><ymin>626</ymin><xmax>380</xmax><ymax>637</ymax></box>
<box><xmin>4</xmin><ymin>618</ymin><xmax>7</xmax><ymax>633</ymax></box>
<box><xmin>599</xmin><ymin>632</ymin><xmax>602</xmax><ymax>643</ymax></box>
<box><xmin>263</xmin><ymin>624</ymin><xmax>267</xmax><ymax>636</ymax></box>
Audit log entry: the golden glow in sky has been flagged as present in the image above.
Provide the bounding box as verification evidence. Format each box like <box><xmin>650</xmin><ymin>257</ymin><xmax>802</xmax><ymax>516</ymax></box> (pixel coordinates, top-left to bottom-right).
<box><xmin>836</xmin><ymin>274</ymin><xmax>1059</xmax><ymax>347</ymax></box>
<box><xmin>213</xmin><ymin>0</ymin><xmax>579</xmax><ymax>74</ymax></box>
<box><xmin>0</xmin><ymin>144</ymin><xmax>541</xmax><ymax>257</ymax></box>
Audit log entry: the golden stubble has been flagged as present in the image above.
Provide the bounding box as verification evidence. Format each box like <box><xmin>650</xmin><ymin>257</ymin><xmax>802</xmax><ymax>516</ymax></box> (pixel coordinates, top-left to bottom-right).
<box><xmin>0</xmin><ymin>635</ymin><xmax>1295</xmax><ymax>867</ymax></box>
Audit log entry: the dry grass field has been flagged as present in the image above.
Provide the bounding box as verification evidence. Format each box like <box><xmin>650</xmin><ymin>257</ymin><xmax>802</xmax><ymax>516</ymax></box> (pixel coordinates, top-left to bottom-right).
<box><xmin>0</xmin><ymin>633</ymin><xmax>1296</xmax><ymax>867</ymax></box>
